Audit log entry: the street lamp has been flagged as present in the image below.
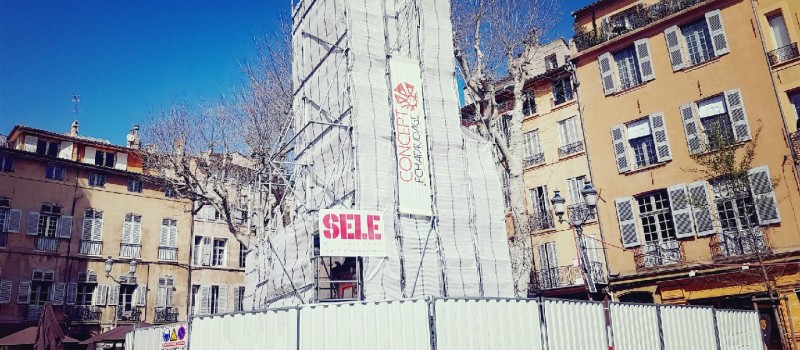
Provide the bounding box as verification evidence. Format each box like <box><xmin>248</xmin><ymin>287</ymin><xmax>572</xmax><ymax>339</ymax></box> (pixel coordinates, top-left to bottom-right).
<box><xmin>550</xmin><ymin>181</ymin><xmax>599</xmax><ymax>296</ymax></box>
<box><xmin>105</xmin><ymin>257</ymin><xmax>138</xmax><ymax>329</ymax></box>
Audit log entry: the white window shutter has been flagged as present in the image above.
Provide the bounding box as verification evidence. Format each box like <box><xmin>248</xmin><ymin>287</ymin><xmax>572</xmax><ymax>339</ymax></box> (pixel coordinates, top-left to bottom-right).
<box><xmin>169</xmin><ymin>225</ymin><xmax>178</xmax><ymax>247</ymax></box>
<box><xmin>83</xmin><ymin>146</ymin><xmax>97</xmax><ymax>164</ymax></box>
<box><xmin>92</xmin><ymin>215</ymin><xmax>103</xmax><ymax>241</ymax></box>
<box><xmin>132</xmin><ymin>220</ymin><xmax>142</xmax><ymax>244</ymax></box>
<box><xmin>7</xmin><ymin>209</ymin><xmax>21</xmax><ymax>233</ymax></box>
<box><xmin>200</xmin><ymin>286</ymin><xmax>211</xmax><ymax>315</ymax></box>
<box><xmin>667</xmin><ymin>184</ymin><xmax>696</xmax><ymax>239</ymax></box>
<box><xmin>724</xmin><ymin>89</ymin><xmax>751</xmax><ymax>142</ymax></box>
<box><xmin>0</xmin><ymin>279</ymin><xmax>12</xmax><ymax>304</ymax></box>
<box><xmin>233</xmin><ymin>286</ymin><xmax>241</xmax><ymax>312</ymax></box>
<box><xmin>748</xmin><ymin>166</ymin><xmax>781</xmax><ymax>225</ymax></box>
<box><xmin>166</xmin><ymin>277</ymin><xmax>174</xmax><ymax>306</ymax></box>
<box><xmin>122</xmin><ymin>219</ymin><xmax>132</xmax><ymax>244</ymax></box>
<box><xmin>115</xmin><ymin>153</ymin><xmax>128</xmax><ymax>171</ymax></box>
<box><xmin>218</xmin><ymin>285</ymin><xmax>228</xmax><ymax>313</ymax></box>
<box><xmin>24</xmin><ymin>135</ymin><xmax>38</xmax><ymax>152</ymax></box>
<box><xmin>664</xmin><ymin>26</ymin><xmax>685</xmax><ymax>71</ymax></box>
<box><xmin>81</xmin><ymin>216</ymin><xmax>93</xmax><ymax>241</ymax></box>
<box><xmin>57</xmin><ymin>215</ymin><xmax>73</xmax><ymax>239</ymax></box>
<box><xmin>157</xmin><ymin>278</ymin><xmax>167</xmax><ymax>307</ymax></box>
<box><xmin>107</xmin><ymin>284</ymin><xmax>120</xmax><ymax>306</ymax></box>
<box><xmin>66</xmin><ymin>283</ymin><xmax>77</xmax><ymax>305</ymax></box>
<box><xmin>17</xmin><ymin>281</ymin><xmax>31</xmax><ymax>304</ymax></box>
<box><xmin>202</xmin><ymin>237</ymin><xmax>212</xmax><ymax>266</ymax></box>
<box><xmin>648</xmin><ymin>113</ymin><xmax>672</xmax><ymax>162</ymax></box>
<box><xmin>705</xmin><ymin>10</ymin><xmax>730</xmax><ymax>56</ymax></box>
<box><xmin>687</xmin><ymin>181</ymin><xmax>717</xmax><ymax>236</ymax></box>
<box><xmin>52</xmin><ymin>282</ymin><xmax>66</xmax><ymax>305</ymax></box>
<box><xmin>136</xmin><ymin>285</ymin><xmax>147</xmax><ymax>306</ymax></box>
<box><xmin>58</xmin><ymin>141</ymin><xmax>73</xmax><ymax>160</ymax></box>
<box><xmin>26</xmin><ymin>212</ymin><xmax>40</xmax><ymax>236</ymax></box>
<box><xmin>680</xmin><ymin>103</ymin><xmax>703</xmax><ymax>155</ymax></box>
<box><xmin>611</xmin><ymin>125</ymin><xmax>631</xmax><ymax>173</ymax></box>
<box><xmin>615</xmin><ymin>197</ymin><xmax>641</xmax><ymax>248</ymax></box>
<box><xmin>598</xmin><ymin>52</ymin><xmax>617</xmax><ymax>95</ymax></box>
<box><xmin>93</xmin><ymin>285</ymin><xmax>108</xmax><ymax>306</ymax></box>
<box><xmin>159</xmin><ymin>223</ymin><xmax>169</xmax><ymax>247</ymax></box>
<box><xmin>634</xmin><ymin>38</ymin><xmax>655</xmax><ymax>82</ymax></box>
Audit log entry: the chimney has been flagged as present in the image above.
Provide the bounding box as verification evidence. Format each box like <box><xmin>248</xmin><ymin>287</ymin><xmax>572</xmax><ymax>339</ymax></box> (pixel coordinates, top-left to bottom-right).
<box><xmin>126</xmin><ymin>125</ymin><xmax>141</xmax><ymax>149</ymax></box>
<box><xmin>70</xmin><ymin>120</ymin><xmax>79</xmax><ymax>136</ymax></box>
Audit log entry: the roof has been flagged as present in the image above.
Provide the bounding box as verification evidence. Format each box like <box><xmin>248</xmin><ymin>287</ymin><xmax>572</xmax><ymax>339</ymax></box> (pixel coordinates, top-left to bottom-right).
<box><xmin>8</xmin><ymin>125</ymin><xmax>130</xmax><ymax>152</ymax></box>
<box><xmin>80</xmin><ymin>323</ymin><xmax>152</xmax><ymax>344</ymax></box>
<box><xmin>572</xmin><ymin>0</ymin><xmax>623</xmax><ymax>20</ymax></box>
<box><xmin>0</xmin><ymin>327</ymin><xmax>80</xmax><ymax>346</ymax></box>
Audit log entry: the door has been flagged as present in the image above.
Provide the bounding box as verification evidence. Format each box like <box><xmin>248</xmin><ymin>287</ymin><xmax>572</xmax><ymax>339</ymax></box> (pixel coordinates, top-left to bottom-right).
<box><xmin>768</xmin><ymin>14</ymin><xmax>791</xmax><ymax>48</ymax></box>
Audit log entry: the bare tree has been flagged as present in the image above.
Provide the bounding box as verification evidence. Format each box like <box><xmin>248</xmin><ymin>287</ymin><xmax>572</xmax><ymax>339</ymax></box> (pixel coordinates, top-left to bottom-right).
<box><xmin>142</xmin><ymin>23</ymin><xmax>293</xmax><ymax>246</ymax></box>
<box><xmin>452</xmin><ymin>0</ymin><xmax>560</xmax><ymax>296</ymax></box>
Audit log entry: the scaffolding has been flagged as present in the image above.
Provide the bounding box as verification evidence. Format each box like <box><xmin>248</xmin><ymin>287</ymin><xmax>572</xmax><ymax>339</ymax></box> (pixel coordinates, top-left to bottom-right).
<box><xmin>244</xmin><ymin>0</ymin><xmax>514</xmax><ymax>309</ymax></box>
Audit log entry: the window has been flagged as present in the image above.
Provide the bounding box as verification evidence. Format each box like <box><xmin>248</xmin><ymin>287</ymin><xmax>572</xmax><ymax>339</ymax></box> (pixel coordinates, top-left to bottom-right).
<box><xmin>566</xmin><ymin>176</ymin><xmax>587</xmax><ymax>207</ymax></box>
<box><xmin>209</xmin><ymin>286</ymin><xmax>220</xmax><ymax>314</ymax></box>
<box><xmin>45</xmin><ymin>165</ymin><xmax>65</xmax><ymax>180</ymax></box>
<box><xmin>159</xmin><ymin>219</ymin><xmax>178</xmax><ymax>248</ymax></box>
<box><xmin>613</xmin><ymin>46</ymin><xmax>642</xmax><ymax>90</ymax></box>
<box><xmin>30</xmin><ymin>280</ymin><xmax>52</xmax><ymax>306</ymax></box>
<box><xmin>94</xmin><ymin>151</ymin><xmax>116</xmax><ymax>168</ymax></box>
<box><xmin>81</xmin><ymin>209</ymin><xmax>103</xmax><ymax>242</ymax></box>
<box><xmin>239</xmin><ymin>242</ymin><xmax>247</xmax><ymax>268</ymax></box>
<box><xmin>767</xmin><ymin>13</ymin><xmax>791</xmax><ymax>49</ymax></box>
<box><xmin>522</xmin><ymin>92</ymin><xmax>536</xmax><ymax>116</ymax></box>
<box><xmin>627</xmin><ymin>119</ymin><xmax>658</xmax><ymax>168</ymax></box>
<box><xmin>36</xmin><ymin>140</ymin><xmax>60</xmax><ymax>157</ymax></box>
<box><xmin>122</xmin><ymin>213</ymin><xmax>142</xmax><ymax>246</ymax></box>
<box><xmin>552</xmin><ymin>76</ymin><xmax>573</xmax><ymax>105</ymax></box>
<box><xmin>0</xmin><ymin>156</ymin><xmax>13</xmax><ymax>172</ymax></box>
<box><xmin>711</xmin><ymin>178</ymin><xmax>757</xmax><ymax>233</ymax></box>
<box><xmin>127</xmin><ymin>178</ymin><xmax>143</xmax><ymax>193</ymax></box>
<box><xmin>76</xmin><ymin>283</ymin><xmax>96</xmax><ymax>306</ymax></box>
<box><xmin>234</xmin><ymin>286</ymin><xmax>246</xmax><ymax>312</ymax></box>
<box><xmin>529</xmin><ymin>185</ymin><xmax>554</xmax><ymax>231</ymax></box>
<box><xmin>212</xmin><ymin>238</ymin><xmax>227</xmax><ymax>267</ymax></box>
<box><xmin>88</xmin><ymin>172</ymin><xmax>106</xmax><ymax>187</ymax></box>
<box><xmin>789</xmin><ymin>91</ymin><xmax>800</xmax><ymax>129</ymax></box>
<box><xmin>38</xmin><ymin>215</ymin><xmax>59</xmax><ymax>237</ymax></box>
<box><xmin>498</xmin><ymin>114</ymin><xmax>512</xmax><ymax>146</ymax></box>
<box><xmin>557</xmin><ymin>117</ymin><xmax>582</xmax><ymax>156</ymax></box>
<box><xmin>523</xmin><ymin>130</ymin><xmax>542</xmax><ymax>158</ymax></box>
<box><xmin>636</xmin><ymin>191</ymin><xmax>676</xmax><ymax>244</ymax></box>
<box><xmin>681</xmin><ymin>20</ymin><xmax>716</xmax><ymax>66</ymax></box>
<box><xmin>0</xmin><ymin>207</ymin><xmax>7</xmax><ymax>234</ymax></box>
<box><xmin>544</xmin><ymin>54</ymin><xmax>558</xmax><ymax>70</ymax></box>
<box><xmin>119</xmin><ymin>285</ymin><xmax>136</xmax><ymax>311</ymax></box>
<box><xmin>664</xmin><ymin>10</ymin><xmax>729</xmax><ymax>71</ymax></box>
<box><xmin>164</xmin><ymin>188</ymin><xmax>178</xmax><ymax>198</ymax></box>
<box><xmin>157</xmin><ymin>277</ymin><xmax>174</xmax><ymax>307</ymax></box>
<box><xmin>612</xmin><ymin>113</ymin><xmax>672</xmax><ymax>173</ymax></box>
<box><xmin>698</xmin><ymin>97</ymin><xmax>735</xmax><ymax>150</ymax></box>
<box><xmin>193</xmin><ymin>236</ymin><xmax>205</xmax><ymax>265</ymax></box>
<box><xmin>191</xmin><ymin>285</ymin><xmax>200</xmax><ymax>314</ymax></box>
<box><xmin>537</xmin><ymin>242</ymin><xmax>559</xmax><ymax>289</ymax></box>
<box><xmin>598</xmin><ymin>39</ymin><xmax>654</xmax><ymax>95</ymax></box>
<box><xmin>681</xmin><ymin>91</ymin><xmax>751</xmax><ymax>155</ymax></box>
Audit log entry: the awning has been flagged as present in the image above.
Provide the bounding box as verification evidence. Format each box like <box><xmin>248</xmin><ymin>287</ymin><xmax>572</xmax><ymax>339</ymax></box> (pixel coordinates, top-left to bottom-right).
<box><xmin>80</xmin><ymin>322</ymin><xmax>152</xmax><ymax>345</ymax></box>
<box><xmin>0</xmin><ymin>327</ymin><xmax>79</xmax><ymax>346</ymax></box>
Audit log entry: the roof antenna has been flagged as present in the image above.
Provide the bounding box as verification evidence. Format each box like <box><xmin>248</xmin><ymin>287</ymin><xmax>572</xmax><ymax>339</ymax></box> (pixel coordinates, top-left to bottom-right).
<box><xmin>71</xmin><ymin>93</ymin><xmax>80</xmax><ymax>136</ymax></box>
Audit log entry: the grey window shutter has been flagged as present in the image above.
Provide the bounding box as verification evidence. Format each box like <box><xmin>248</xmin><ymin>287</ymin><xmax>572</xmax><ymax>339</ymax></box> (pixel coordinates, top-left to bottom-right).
<box><xmin>202</xmin><ymin>237</ymin><xmax>212</xmax><ymax>266</ymax></box>
<box><xmin>92</xmin><ymin>214</ymin><xmax>103</xmax><ymax>241</ymax></box>
<box><xmin>107</xmin><ymin>284</ymin><xmax>119</xmax><ymax>306</ymax></box>
<box><xmin>724</xmin><ymin>89</ymin><xmax>751</xmax><ymax>142</ymax></box>
<box><xmin>233</xmin><ymin>286</ymin><xmax>241</xmax><ymax>312</ymax></box>
<box><xmin>664</xmin><ymin>26</ymin><xmax>685</xmax><ymax>71</ymax></box>
<box><xmin>57</xmin><ymin>215</ymin><xmax>73</xmax><ymax>239</ymax></box>
<box><xmin>687</xmin><ymin>181</ymin><xmax>717</xmax><ymax>236</ymax></box>
<box><xmin>7</xmin><ymin>209</ymin><xmax>21</xmax><ymax>233</ymax></box>
<box><xmin>93</xmin><ymin>285</ymin><xmax>108</xmax><ymax>306</ymax></box>
<box><xmin>52</xmin><ymin>282</ymin><xmax>66</xmax><ymax>305</ymax></box>
<box><xmin>81</xmin><ymin>216</ymin><xmax>93</xmax><ymax>241</ymax></box>
<box><xmin>132</xmin><ymin>219</ymin><xmax>142</xmax><ymax>244</ymax></box>
<box><xmin>169</xmin><ymin>225</ymin><xmax>178</xmax><ymax>247</ymax></box>
<box><xmin>159</xmin><ymin>222</ymin><xmax>169</xmax><ymax>247</ymax></box>
<box><xmin>200</xmin><ymin>286</ymin><xmax>211</xmax><ymax>315</ymax></box>
<box><xmin>667</xmin><ymin>184</ymin><xmax>696</xmax><ymax>239</ymax></box>
<box><xmin>615</xmin><ymin>197</ymin><xmax>641</xmax><ymax>248</ymax></box>
<box><xmin>17</xmin><ymin>281</ymin><xmax>31</xmax><ymax>304</ymax></box>
<box><xmin>705</xmin><ymin>10</ymin><xmax>730</xmax><ymax>56</ymax></box>
<box><xmin>611</xmin><ymin>125</ymin><xmax>631</xmax><ymax>173</ymax></box>
<box><xmin>218</xmin><ymin>285</ymin><xmax>228</xmax><ymax>313</ymax></box>
<box><xmin>66</xmin><ymin>283</ymin><xmax>77</xmax><ymax>305</ymax></box>
<box><xmin>0</xmin><ymin>279</ymin><xmax>12</xmax><ymax>304</ymax></box>
<box><xmin>680</xmin><ymin>103</ymin><xmax>703</xmax><ymax>155</ymax></box>
<box><xmin>748</xmin><ymin>166</ymin><xmax>781</xmax><ymax>225</ymax></box>
<box><xmin>157</xmin><ymin>278</ymin><xmax>166</xmax><ymax>307</ymax></box>
<box><xmin>26</xmin><ymin>212</ymin><xmax>40</xmax><ymax>235</ymax></box>
<box><xmin>598</xmin><ymin>52</ymin><xmax>617</xmax><ymax>95</ymax></box>
<box><xmin>166</xmin><ymin>277</ymin><xmax>174</xmax><ymax>306</ymax></box>
<box><xmin>634</xmin><ymin>38</ymin><xmax>655</xmax><ymax>82</ymax></box>
<box><xmin>136</xmin><ymin>285</ymin><xmax>147</xmax><ymax>307</ymax></box>
<box><xmin>648</xmin><ymin>113</ymin><xmax>672</xmax><ymax>162</ymax></box>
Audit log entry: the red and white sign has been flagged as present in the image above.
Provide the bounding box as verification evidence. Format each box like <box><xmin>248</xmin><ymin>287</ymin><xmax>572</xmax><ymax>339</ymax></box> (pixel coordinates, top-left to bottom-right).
<box><xmin>390</xmin><ymin>58</ymin><xmax>433</xmax><ymax>217</ymax></box>
<box><xmin>319</xmin><ymin>209</ymin><xmax>387</xmax><ymax>257</ymax></box>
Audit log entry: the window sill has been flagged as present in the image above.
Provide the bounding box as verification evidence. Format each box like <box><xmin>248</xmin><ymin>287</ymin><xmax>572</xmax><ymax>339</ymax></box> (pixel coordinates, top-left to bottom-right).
<box><xmin>607</xmin><ymin>80</ymin><xmax>650</xmax><ymax>97</ymax></box>
<box><xmin>522</xmin><ymin>113</ymin><xmax>541</xmax><ymax>122</ymax></box>
<box><xmin>523</xmin><ymin>161</ymin><xmax>548</xmax><ymax>171</ymax></box>
<box><xmin>677</xmin><ymin>55</ymin><xmax>723</xmax><ymax>73</ymax></box>
<box><xmin>551</xmin><ymin>99</ymin><xmax>577</xmax><ymax>111</ymax></box>
<box><xmin>770</xmin><ymin>55</ymin><xmax>800</xmax><ymax>70</ymax></box>
<box><xmin>622</xmin><ymin>161</ymin><xmax>669</xmax><ymax>175</ymax></box>
<box><xmin>558</xmin><ymin>150</ymin><xmax>586</xmax><ymax>161</ymax></box>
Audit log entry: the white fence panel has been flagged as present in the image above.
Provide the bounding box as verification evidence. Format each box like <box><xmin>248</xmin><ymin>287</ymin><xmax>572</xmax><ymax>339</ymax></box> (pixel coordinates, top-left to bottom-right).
<box><xmin>544</xmin><ymin>299</ymin><xmax>608</xmax><ymax>349</ymax></box>
<box><xmin>190</xmin><ymin>308</ymin><xmax>298</xmax><ymax>350</ymax></box>
<box><xmin>661</xmin><ymin>305</ymin><xmax>717</xmax><ymax>350</ymax></box>
<box><xmin>126</xmin><ymin>324</ymin><xmax>166</xmax><ymax>350</ymax></box>
<box><xmin>298</xmin><ymin>299</ymin><xmax>431</xmax><ymax>350</ymax></box>
<box><xmin>717</xmin><ymin>310</ymin><xmax>762</xmax><ymax>350</ymax></box>
<box><xmin>433</xmin><ymin>298</ymin><xmax>543</xmax><ymax>350</ymax></box>
<box><xmin>610</xmin><ymin>303</ymin><xmax>660</xmax><ymax>350</ymax></box>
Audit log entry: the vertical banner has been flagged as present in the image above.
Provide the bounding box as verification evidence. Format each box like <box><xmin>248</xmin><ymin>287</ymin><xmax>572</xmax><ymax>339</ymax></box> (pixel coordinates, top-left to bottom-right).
<box><xmin>389</xmin><ymin>58</ymin><xmax>433</xmax><ymax>216</ymax></box>
<box><xmin>319</xmin><ymin>209</ymin><xmax>387</xmax><ymax>257</ymax></box>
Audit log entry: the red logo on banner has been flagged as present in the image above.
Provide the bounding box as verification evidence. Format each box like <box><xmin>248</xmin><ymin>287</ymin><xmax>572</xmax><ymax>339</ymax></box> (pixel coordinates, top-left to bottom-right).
<box><xmin>393</xmin><ymin>82</ymin><xmax>418</xmax><ymax>111</ymax></box>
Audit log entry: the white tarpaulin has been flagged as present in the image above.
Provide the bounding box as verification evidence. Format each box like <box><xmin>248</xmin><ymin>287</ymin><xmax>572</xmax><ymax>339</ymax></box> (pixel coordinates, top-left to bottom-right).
<box><xmin>626</xmin><ymin>118</ymin><xmax>652</xmax><ymax>139</ymax></box>
<box><xmin>390</xmin><ymin>57</ymin><xmax>433</xmax><ymax>217</ymax></box>
<box><xmin>319</xmin><ymin>209</ymin><xmax>387</xmax><ymax>257</ymax></box>
<box><xmin>698</xmin><ymin>95</ymin><xmax>727</xmax><ymax>118</ymax></box>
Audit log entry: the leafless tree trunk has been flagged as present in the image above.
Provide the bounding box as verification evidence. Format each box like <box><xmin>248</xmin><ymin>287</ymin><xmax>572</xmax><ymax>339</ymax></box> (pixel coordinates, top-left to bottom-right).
<box><xmin>452</xmin><ymin>0</ymin><xmax>559</xmax><ymax>296</ymax></box>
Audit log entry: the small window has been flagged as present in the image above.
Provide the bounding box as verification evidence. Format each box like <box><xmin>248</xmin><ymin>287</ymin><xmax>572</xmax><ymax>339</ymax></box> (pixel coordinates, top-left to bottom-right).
<box><xmin>522</xmin><ymin>92</ymin><xmax>536</xmax><ymax>116</ymax></box>
<box><xmin>697</xmin><ymin>95</ymin><xmax>735</xmax><ymax>150</ymax></box>
<box><xmin>0</xmin><ymin>156</ymin><xmax>14</xmax><ymax>172</ymax></box>
<box><xmin>88</xmin><ymin>172</ymin><xmax>106</xmax><ymax>187</ymax></box>
<box><xmin>239</xmin><ymin>242</ymin><xmax>247</xmax><ymax>268</ymax></box>
<box><xmin>127</xmin><ymin>178</ymin><xmax>143</xmax><ymax>193</ymax></box>
<box><xmin>45</xmin><ymin>165</ymin><xmax>65</xmax><ymax>181</ymax></box>
<box><xmin>164</xmin><ymin>188</ymin><xmax>178</xmax><ymax>198</ymax></box>
<box><xmin>38</xmin><ymin>214</ymin><xmax>59</xmax><ymax>237</ymax></box>
<box><xmin>626</xmin><ymin>118</ymin><xmax>658</xmax><ymax>168</ymax></box>
<box><xmin>95</xmin><ymin>151</ymin><xmax>116</xmax><ymax>168</ymax></box>
<box><xmin>552</xmin><ymin>76</ymin><xmax>574</xmax><ymax>105</ymax></box>
<box><xmin>40</xmin><ymin>203</ymin><xmax>61</xmax><ymax>214</ymax></box>
<box><xmin>209</xmin><ymin>286</ymin><xmax>220</xmax><ymax>314</ymax></box>
<box><xmin>681</xmin><ymin>19</ymin><xmax>717</xmax><ymax>66</ymax></box>
<box><xmin>788</xmin><ymin>91</ymin><xmax>800</xmax><ymax>129</ymax></box>
<box><xmin>612</xmin><ymin>46</ymin><xmax>642</xmax><ymax>90</ymax></box>
<box><xmin>544</xmin><ymin>54</ymin><xmax>558</xmax><ymax>70</ymax></box>
<box><xmin>212</xmin><ymin>238</ymin><xmax>227</xmax><ymax>267</ymax></box>
<box><xmin>636</xmin><ymin>190</ymin><xmax>676</xmax><ymax>244</ymax></box>
<box><xmin>36</xmin><ymin>140</ymin><xmax>60</xmax><ymax>157</ymax></box>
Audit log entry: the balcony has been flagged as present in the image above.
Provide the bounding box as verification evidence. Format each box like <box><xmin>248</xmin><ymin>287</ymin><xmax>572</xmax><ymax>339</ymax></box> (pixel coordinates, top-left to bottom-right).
<box><xmin>158</xmin><ymin>246</ymin><xmax>178</xmax><ymax>261</ymax></box>
<box><xmin>66</xmin><ymin>305</ymin><xmax>102</xmax><ymax>322</ymax></box>
<box><xmin>117</xmin><ymin>307</ymin><xmax>142</xmax><ymax>322</ymax></box>
<box><xmin>154</xmin><ymin>307</ymin><xmax>179</xmax><ymax>323</ymax></box>
<box><xmin>26</xmin><ymin>305</ymin><xmax>43</xmax><ymax>320</ymax></box>
<box><xmin>523</xmin><ymin>153</ymin><xmax>545</xmax><ymax>168</ymax></box>
<box><xmin>558</xmin><ymin>141</ymin><xmax>584</xmax><ymax>158</ymax></box>
<box><xmin>790</xmin><ymin>131</ymin><xmax>800</xmax><ymax>160</ymax></box>
<box><xmin>768</xmin><ymin>43</ymin><xmax>799</xmax><ymax>66</ymax></box>
<box><xmin>120</xmin><ymin>243</ymin><xmax>141</xmax><ymax>259</ymax></box>
<box><xmin>34</xmin><ymin>236</ymin><xmax>59</xmax><ymax>252</ymax></box>
<box><xmin>634</xmin><ymin>241</ymin><xmax>683</xmax><ymax>269</ymax></box>
<box><xmin>529</xmin><ymin>262</ymin><xmax>606</xmax><ymax>294</ymax></box>
<box><xmin>568</xmin><ymin>204</ymin><xmax>596</xmax><ymax>221</ymax></box>
<box><xmin>0</xmin><ymin>232</ymin><xmax>7</xmax><ymax>247</ymax></box>
<box><xmin>530</xmin><ymin>211</ymin><xmax>555</xmax><ymax>232</ymax></box>
<box><xmin>79</xmin><ymin>240</ymin><xmax>103</xmax><ymax>255</ymax></box>
<box><xmin>574</xmin><ymin>0</ymin><xmax>708</xmax><ymax>51</ymax></box>
<box><xmin>710</xmin><ymin>229</ymin><xmax>769</xmax><ymax>260</ymax></box>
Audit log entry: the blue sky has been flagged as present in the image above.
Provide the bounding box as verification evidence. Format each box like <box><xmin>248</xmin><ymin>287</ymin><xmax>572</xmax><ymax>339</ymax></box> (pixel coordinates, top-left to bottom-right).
<box><xmin>0</xmin><ymin>0</ymin><xmax>590</xmax><ymax>145</ymax></box>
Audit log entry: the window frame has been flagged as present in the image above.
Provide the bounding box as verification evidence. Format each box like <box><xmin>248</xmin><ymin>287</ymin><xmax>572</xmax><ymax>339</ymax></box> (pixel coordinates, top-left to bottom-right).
<box><xmin>552</xmin><ymin>76</ymin><xmax>574</xmax><ymax>105</ymax></box>
<box><xmin>612</xmin><ymin>45</ymin><xmax>643</xmax><ymax>90</ymax></box>
<box><xmin>0</xmin><ymin>156</ymin><xmax>14</xmax><ymax>172</ymax></box>
<box><xmin>38</xmin><ymin>214</ymin><xmax>59</xmax><ymax>237</ymax></box>
<box><xmin>94</xmin><ymin>151</ymin><xmax>116</xmax><ymax>168</ymax></box>
<box><xmin>36</xmin><ymin>140</ymin><xmax>60</xmax><ymax>157</ymax></box>
<box><xmin>45</xmin><ymin>165</ymin><xmax>66</xmax><ymax>181</ymax></box>
<box><xmin>88</xmin><ymin>172</ymin><xmax>107</xmax><ymax>187</ymax></box>
<box><xmin>29</xmin><ymin>280</ymin><xmax>52</xmax><ymax>306</ymax></box>
<box><xmin>635</xmin><ymin>190</ymin><xmax>677</xmax><ymax>244</ymax></box>
<box><xmin>211</xmin><ymin>238</ymin><xmax>227</xmax><ymax>267</ymax></box>
<box><xmin>76</xmin><ymin>283</ymin><xmax>96</xmax><ymax>306</ymax></box>
<box><xmin>127</xmin><ymin>178</ymin><xmax>143</xmax><ymax>193</ymax></box>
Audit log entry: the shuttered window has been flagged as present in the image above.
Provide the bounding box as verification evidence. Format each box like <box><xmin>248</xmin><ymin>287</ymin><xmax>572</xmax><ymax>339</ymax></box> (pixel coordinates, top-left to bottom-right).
<box><xmin>81</xmin><ymin>209</ymin><xmax>103</xmax><ymax>242</ymax></box>
<box><xmin>613</xmin><ymin>46</ymin><xmax>642</xmax><ymax>90</ymax></box>
<box><xmin>636</xmin><ymin>191</ymin><xmax>676</xmax><ymax>244</ymax></box>
<box><xmin>122</xmin><ymin>213</ymin><xmax>142</xmax><ymax>244</ymax></box>
<box><xmin>681</xmin><ymin>90</ymin><xmax>751</xmax><ymax>154</ymax></box>
<box><xmin>665</xmin><ymin>10</ymin><xmax>729</xmax><ymax>71</ymax></box>
<box><xmin>159</xmin><ymin>219</ymin><xmax>178</xmax><ymax>248</ymax></box>
<box><xmin>598</xmin><ymin>39</ymin><xmax>655</xmax><ymax>95</ymax></box>
<box><xmin>611</xmin><ymin>113</ymin><xmax>672</xmax><ymax>173</ymax></box>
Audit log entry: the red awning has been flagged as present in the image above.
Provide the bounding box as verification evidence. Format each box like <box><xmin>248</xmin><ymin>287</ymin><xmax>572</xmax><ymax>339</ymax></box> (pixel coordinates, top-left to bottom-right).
<box><xmin>0</xmin><ymin>327</ymin><xmax>79</xmax><ymax>346</ymax></box>
<box><xmin>79</xmin><ymin>323</ymin><xmax>152</xmax><ymax>345</ymax></box>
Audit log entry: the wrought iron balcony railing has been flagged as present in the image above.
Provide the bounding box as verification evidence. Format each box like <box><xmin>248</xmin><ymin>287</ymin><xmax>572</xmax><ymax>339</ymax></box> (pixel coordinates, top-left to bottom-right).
<box><xmin>79</xmin><ymin>240</ymin><xmax>103</xmax><ymax>255</ymax></box>
<box><xmin>568</xmin><ymin>204</ymin><xmax>596</xmax><ymax>221</ymax></box>
<box><xmin>523</xmin><ymin>153</ymin><xmax>545</xmax><ymax>168</ymax></box>
<box><xmin>558</xmin><ymin>141</ymin><xmax>584</xmax><ymax>158</ymax></box>
<box><xmin>34</xmin><ymin>236</ymin><xmax>59</xmax><ymax>252</ymax></box>
<box><xmin>634</xmin><ymin>241</ymin><xmax>683</xmax><ymax>269</ymax></box>
<box><xmin>530</xmin><ymin>211</ymin><xmax>555</xmax><ymax>231</ymax></box>
<box><xmin>768</xmin><ymin>43</ymin><xmax>799</xmax><ymax>66</ymax></box>
<box><xmin>154</xmin><ymin>307</ymin><xmax>179</xmax><ymax>323</ymax></box>
<box><xmin>120</xmin><ymin>243</ymin><xmax>141</xmax><ymax>259</ymax></box>
<box><xmin>66</xmin><ymin>305</ymin><xmax>102</xmax><ymax>322</ymax></box>
<box><xmin>710</xmin><ymin>229</ymin><xmax>769</xmax><ymax>260</ymax></box>
<box><xmin>117</xmin><ymin>307</ymin><xmax>142</xmax><ymax>322</ymax></box>
<box><xmin>790</xmin><ymin>131</ymin><xmax>800</xmax><ymax>160</ymax></box>
<box><xmin>26</xmin><ymin>304</ymin><xmax>43</xmax><ymax>320</ymax></box>
<box><xmin>529</xmin><ymin>261</ymin><xmax>606</xmax><ymax>294</ymax></box>
<box><xmin>158</xmin><ymin>246</ymin><xmax>178</xmax><ymax>261</ymax></box>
